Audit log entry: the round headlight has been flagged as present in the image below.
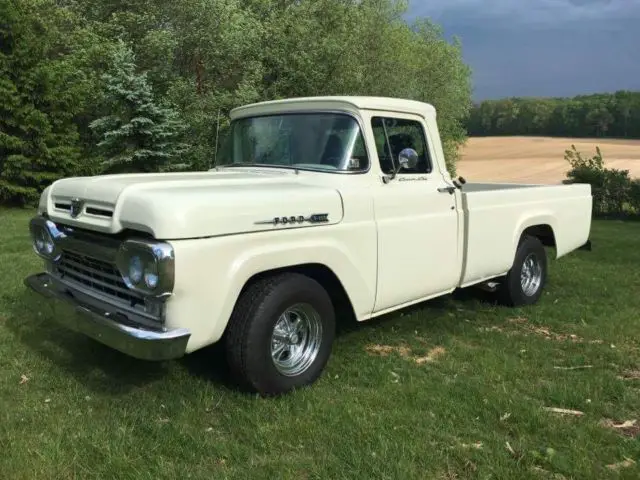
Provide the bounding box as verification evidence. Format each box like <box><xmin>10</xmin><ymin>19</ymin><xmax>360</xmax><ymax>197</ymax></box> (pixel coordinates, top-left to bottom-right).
<box><xmin>44</xmin><ymin>236</ymin><xmax>54</xmax><ymax>255</ymax></box>
<box><xmin>128</xmin><ymin>255</ymin><xmax>144</xmax><ymax>284</ymax></box>
<box><xmin>34</xmin><ymin>229</ymin><xmax>46</xmax><ymax>253</ymax></box>
<box><xmin>29</xmin><ymin>217</ymin><xmax>65</xmax><ymax>262</ymax></box>
<box><xmin>115</xmin><ymin>239</ymin><xmax>174</xmax><ymax>297</ymax></box>
<box><xmin>144</xmin><ymin>264</ymin><xmax>159</xmax><ymax>289</ymax></box>
<box><xmin>32</xmin><ymin>225</ymin><xmax>54</xmax><ymax>256</ymax></box>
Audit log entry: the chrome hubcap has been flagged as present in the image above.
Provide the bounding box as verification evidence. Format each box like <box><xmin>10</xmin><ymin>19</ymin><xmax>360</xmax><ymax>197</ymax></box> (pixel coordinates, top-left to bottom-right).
<box><xmin>270</xmin><ymin>303</ymin><xmax>323</xmax><ymax>377</ymax></box>
<box><xmin>520</xmin><ymin>253</ymin><xmax>542</xmax><ymax>296</ymax></box>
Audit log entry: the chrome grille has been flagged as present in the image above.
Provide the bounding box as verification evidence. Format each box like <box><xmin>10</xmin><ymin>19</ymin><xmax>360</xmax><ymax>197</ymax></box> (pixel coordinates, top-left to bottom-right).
<box><xmin>56</xmin><ymin>250</ymin><xmax>144</xmax><ymax>307</ymax></box>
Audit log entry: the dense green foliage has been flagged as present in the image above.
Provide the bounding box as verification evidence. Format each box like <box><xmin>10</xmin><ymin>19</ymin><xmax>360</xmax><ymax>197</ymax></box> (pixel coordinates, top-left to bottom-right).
<box><xmin>564</xmin><ymin>145</ymin><xmax>640</xmax><ymax>218</ymax></box>
<box><xmin>0</xmin><ymin>0</ymin><xmax>472</xmax><ymax>205</ymax></box>
<box><xmin>0</xmin><ymin>0</ymin><xmax>92</xmax><ymax>205</ymax></box>
<box><xmin>467</xmin><ymin>91</ymin><xmax>640</xmax><ymax>138</ymax></box>
<box><xmin>89</xmin><ymin>42</ymin><xmax>190</xmax><ymax>173</ymax></box>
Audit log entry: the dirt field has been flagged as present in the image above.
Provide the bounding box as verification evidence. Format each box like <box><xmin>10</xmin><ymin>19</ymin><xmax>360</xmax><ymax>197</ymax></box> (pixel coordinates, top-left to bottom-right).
<box><xmin>457</xmin><ymin>136</ymin><xmax>640</xmax><ymax>184</ymax></box>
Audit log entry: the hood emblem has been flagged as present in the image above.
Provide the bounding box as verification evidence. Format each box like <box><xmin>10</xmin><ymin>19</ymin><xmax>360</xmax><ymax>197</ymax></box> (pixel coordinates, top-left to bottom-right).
<box><xmin>255</xmin><ymin>213</ymin><xmax>329</xmax><ymax>226</ymax></box>
<box><xmin>70</xmin><ymin>198</ymin><xmax>84</xmax><ymax>218</ymax></box>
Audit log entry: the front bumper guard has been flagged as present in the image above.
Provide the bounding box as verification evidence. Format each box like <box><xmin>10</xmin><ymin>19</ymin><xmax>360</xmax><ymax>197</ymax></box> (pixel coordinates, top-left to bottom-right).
<box><xmin>24</xmin><ymin>273</ymin><xmax>190</xmax><ymax>361</ymax></box>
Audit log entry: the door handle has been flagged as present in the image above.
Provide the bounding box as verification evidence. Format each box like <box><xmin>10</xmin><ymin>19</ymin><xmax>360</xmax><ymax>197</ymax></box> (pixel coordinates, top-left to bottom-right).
<box><xmin>437</xmin><ymin>186</ymin><xmax>455</xmax><ymax>194</ymax></box>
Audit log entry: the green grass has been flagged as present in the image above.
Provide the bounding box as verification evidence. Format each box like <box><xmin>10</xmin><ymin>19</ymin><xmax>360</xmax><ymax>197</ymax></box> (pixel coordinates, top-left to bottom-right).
<box><xmin>1</xmin><ymin>207</ymin><xmax>639</xmax><ymax>479</ymax></box>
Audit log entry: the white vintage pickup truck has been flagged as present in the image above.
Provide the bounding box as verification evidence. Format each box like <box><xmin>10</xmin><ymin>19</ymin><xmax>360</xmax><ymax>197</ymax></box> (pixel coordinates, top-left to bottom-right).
<box><xmin>25</xmin><ymin>96</ymin><xmax>593</xmax><ymax>395</ymax></box>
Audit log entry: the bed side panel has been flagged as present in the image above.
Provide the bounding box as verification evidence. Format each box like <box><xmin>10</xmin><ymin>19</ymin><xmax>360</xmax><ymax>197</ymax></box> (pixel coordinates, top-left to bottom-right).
<box><xmin>460</xmin><ymin>184</ymin><xmax>591</xmax><ymax>287</ymax></box>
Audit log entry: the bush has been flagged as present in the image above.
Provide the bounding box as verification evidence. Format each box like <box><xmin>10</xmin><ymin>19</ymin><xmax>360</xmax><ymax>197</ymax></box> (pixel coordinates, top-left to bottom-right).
<box><xmin>564</xmin><ymin>144</ymin><xmax>639</xmax><ymax>218</ymax></box>
<box><xmin>630</xmin><ymin>178</ymin><xmax>640</xmax><ymax>213</ymax></box>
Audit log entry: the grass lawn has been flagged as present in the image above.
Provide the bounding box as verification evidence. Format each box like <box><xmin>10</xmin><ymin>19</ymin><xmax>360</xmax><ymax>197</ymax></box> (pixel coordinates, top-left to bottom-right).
<box><xmin>1</xmin><ymin>207</ymin><xmax>639</xmax><ymax>479</ymax></box>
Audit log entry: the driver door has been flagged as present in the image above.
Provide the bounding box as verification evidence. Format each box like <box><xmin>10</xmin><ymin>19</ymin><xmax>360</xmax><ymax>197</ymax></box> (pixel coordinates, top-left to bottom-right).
<box><xmin>370</xmin><ymin>112</ymin><xmax>461</xmax><ymax>313</ymax></box>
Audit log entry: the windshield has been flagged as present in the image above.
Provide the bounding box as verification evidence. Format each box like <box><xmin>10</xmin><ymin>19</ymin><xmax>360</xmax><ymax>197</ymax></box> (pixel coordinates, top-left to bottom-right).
<box><xmin>217</xmin><ymin>112</ymin><xmax>369</xmax><ymax>172</ymax></box>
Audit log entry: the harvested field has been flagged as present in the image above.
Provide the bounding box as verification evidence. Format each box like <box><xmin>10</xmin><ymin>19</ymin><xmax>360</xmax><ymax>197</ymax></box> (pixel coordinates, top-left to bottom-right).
<box><xmin>457</xmin><ymin>136</ymin><xmax>640</xmax><ymax>184</ymax></box>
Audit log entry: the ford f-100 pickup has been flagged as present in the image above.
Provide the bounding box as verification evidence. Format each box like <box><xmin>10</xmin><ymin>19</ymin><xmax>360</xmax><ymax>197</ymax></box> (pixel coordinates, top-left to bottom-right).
<box><xmin>25</xmin><ymin>96</ymin><xmax>593</xmax><ymax>395</ymax></box>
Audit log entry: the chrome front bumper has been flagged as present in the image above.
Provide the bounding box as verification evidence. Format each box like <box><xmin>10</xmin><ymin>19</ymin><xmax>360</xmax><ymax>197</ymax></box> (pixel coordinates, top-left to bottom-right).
<box><xmin>24</xmin><ymin>272</ymin><xmax>190</xmax><ymax>361</ymax></box>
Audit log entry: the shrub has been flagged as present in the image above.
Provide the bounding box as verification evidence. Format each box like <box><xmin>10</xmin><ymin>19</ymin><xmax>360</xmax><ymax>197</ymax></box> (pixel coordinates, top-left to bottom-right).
<box><xmin>630</xmin><ymin>179</ymin><xmax>640</xmax><ymax>214</ymax></box>
<box><xmin>564</xmin><ymin>144</ymin><xmax>638</xmax><ymax>218</ymax></box>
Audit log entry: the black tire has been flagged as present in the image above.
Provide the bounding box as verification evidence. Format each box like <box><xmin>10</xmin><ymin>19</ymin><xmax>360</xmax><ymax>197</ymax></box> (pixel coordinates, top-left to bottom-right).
<box><xmin>224</xmin><ymin>272</ymin><xmax>336</xmax><ymax>396</ymax></box>
<box><xmin>498</xmin><ymin>234</ymin><xmax>548</xmax><ymax>307</ymax></box>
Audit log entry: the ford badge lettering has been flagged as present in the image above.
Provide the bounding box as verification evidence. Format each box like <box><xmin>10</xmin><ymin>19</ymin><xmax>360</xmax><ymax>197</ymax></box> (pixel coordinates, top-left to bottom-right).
<box><xmin>255</xmin><ymin>213</ymin><xmax>330</xmax><ymax>226</ymax></box>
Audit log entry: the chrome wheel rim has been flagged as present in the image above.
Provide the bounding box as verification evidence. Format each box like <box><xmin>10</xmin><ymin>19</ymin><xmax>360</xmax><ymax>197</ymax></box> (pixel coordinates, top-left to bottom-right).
<box><xmin>520</xmin><ymin>253</ymin><xmax>543</xmax><ymax>296</ymax></box>
<box><xmin>270</xmin><ymin>303</ymin><xmax>323</xmax><ymax>377</ymax></box>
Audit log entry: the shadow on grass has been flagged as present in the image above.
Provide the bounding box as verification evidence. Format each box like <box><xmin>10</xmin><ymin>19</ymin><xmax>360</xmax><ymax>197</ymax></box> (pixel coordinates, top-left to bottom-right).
<box><xmin>178</xmin><ymin>341</ymin><xmax>235</xmax><ymax>389</ymax></box>
<box><xmin>4</xmin><ymin>289</ymin><xmax>176</xmax><ymax>395</ymax></box>
<box><xmin>4</xmin><ymin>283</ymin><xmax>498</xmax><ymax>394</ymax></box>
<box><xmin>334</xmin><ymin>285</ymin><xmax>499</xmax><ymax>338</ymax></box>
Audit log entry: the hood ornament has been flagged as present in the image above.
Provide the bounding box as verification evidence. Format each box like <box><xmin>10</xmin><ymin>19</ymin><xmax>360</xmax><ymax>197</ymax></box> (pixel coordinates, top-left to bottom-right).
<box><xmin>70</xmin><ymin>198</ymin><xmax>84</xmax><ymax>218</ymax></box>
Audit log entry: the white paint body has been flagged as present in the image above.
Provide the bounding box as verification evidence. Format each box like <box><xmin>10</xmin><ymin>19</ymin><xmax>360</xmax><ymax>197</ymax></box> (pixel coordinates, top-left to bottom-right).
<box><xmin>37</xmin><ymin>97</ymin><xmax>593</xmax><ymax>353</ymax></box>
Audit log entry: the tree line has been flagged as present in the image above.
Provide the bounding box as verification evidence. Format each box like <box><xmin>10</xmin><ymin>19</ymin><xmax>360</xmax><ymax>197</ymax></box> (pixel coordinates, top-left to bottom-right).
<box><xmin>466</xmin><ymin>91</ymin><xmax>640</xmax><ymax>138</ymax></box>
<box><xmin>0</xmin><ymin>0</ymin><xmax>472</xmax><ymax>206</ymax></box>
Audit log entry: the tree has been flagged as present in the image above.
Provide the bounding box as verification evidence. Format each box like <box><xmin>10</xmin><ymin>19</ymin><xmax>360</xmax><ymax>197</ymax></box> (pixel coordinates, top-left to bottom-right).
<box><xmin>586</xmin><ymin>106</ymin><xmax>614</xmax><ymax>137</ymax></box>
<box><xmin>90</xmin><ymin>42</ymin><xmax>190</xmax><ymax>173</ymax></box>
<box><xmin>1</xmin><ymin>0</ymin><xmax>475</xmax><ymax>206</ymax></box>
<box><xmin>0</xmin><ymin>0</ymin><xmax>90</xmax><ymax>205</ymax></box>
<box><xmin>466</xmin><ymin>91</ymin><xmax>640</xmax><ymax>139</ymax></box>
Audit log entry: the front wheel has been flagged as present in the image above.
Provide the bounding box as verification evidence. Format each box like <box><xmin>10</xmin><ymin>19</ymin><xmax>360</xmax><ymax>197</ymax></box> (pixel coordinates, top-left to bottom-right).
<box><xmin>225</xmin><ymin>273</ymin><xmax>336</xmax><ymax>396</ymax></box>
<box><xmin>498</xmin><ymin>235</ymin><xmax>548</xmax><ymax>307</ymax></box>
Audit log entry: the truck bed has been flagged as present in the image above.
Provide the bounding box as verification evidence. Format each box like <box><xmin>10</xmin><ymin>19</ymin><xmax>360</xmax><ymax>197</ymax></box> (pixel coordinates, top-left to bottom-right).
<box><xmin>457</xmin><ymin>182</ymin><xmax>592</xmax><ymax>288</ymax></box>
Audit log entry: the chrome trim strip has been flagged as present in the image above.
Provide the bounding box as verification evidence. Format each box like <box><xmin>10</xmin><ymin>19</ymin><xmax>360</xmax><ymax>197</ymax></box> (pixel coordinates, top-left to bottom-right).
<box><xmin>24</xmin><ymin>273</ymin><xmax>189</xmax><ymax>361</ymax></box>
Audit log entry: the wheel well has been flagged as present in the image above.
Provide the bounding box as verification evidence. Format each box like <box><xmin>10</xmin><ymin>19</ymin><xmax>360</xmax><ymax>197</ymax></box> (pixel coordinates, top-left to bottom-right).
<box><xmin>239</xmin><ymin>264</ymin><xmax>357</xmax><ymax>322</ymax></box>
<box><xmin>522</xmin><ymin>224</ymin><xmax>556</xmax><ymax>248</ymax></box>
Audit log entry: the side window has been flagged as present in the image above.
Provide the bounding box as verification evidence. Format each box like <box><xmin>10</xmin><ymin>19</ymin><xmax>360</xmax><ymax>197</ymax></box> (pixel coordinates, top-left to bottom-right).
<box><xmin>371</xmin><ymin>117</ymin><xmax>432</xmax><ymax>174</ymax></box>
<box><xmin>348</xmin><ymin>129</ymin><xmax>369</xmax><ymax>170</ymax></box>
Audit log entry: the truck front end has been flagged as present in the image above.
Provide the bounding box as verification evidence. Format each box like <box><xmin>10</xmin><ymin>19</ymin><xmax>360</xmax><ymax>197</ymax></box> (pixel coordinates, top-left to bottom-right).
<box><xmin>25</xmin><ymin>211</ymin><xmax>190</xmax><ymax>361</ymax></box>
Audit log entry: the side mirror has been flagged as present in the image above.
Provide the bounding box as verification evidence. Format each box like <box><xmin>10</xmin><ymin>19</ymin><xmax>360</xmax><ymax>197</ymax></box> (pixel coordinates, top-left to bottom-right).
<box><xmin>384</xmin><ymin>148</ymin><xmax>419</xmax><ymax>183</ymax></box>
<box><xmin>398</xmin><ymin>148</ymin><xmax>419</xmax><ymax>171</ymax></box>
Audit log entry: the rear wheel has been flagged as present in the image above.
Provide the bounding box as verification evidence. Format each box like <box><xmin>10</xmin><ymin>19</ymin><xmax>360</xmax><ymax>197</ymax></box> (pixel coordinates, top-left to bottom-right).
<box><xmin>498</xmin><ymin>235</ymin><xmax>547</xmax><ymax>306</ymax></box>
<box><xmin>225</xmin><ymin>273</ymin><xmax>336</xmax><ymax>396</ymax></box>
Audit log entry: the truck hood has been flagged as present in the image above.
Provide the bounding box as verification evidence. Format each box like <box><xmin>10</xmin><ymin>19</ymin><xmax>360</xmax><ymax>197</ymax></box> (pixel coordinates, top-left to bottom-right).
<box><xmin>40</xmin><ymin>169</ymin><xmax>344</xmax><ymax>239</ymax></box>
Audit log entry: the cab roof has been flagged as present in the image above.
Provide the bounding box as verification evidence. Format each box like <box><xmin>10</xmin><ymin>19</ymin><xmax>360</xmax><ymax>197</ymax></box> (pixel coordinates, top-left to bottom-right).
<box><xmin>229</xmin><ymin>96</ymin><xmax>437</xmax><ymax>120</ymax></box>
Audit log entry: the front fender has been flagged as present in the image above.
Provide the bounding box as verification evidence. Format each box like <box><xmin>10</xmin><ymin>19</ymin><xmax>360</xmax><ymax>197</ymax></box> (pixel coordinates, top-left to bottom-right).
<box><xmin>165</xmin><ymin>225</ymin><xmax>378</xmax><ymax>353</ymax></box>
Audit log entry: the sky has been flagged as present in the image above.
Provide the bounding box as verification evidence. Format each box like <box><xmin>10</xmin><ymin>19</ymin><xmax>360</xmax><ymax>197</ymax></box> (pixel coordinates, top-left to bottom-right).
<box><xmin>406</xmin><ymin>0</ymin><xmax>640</xmax><ymax>100</ymax></box>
